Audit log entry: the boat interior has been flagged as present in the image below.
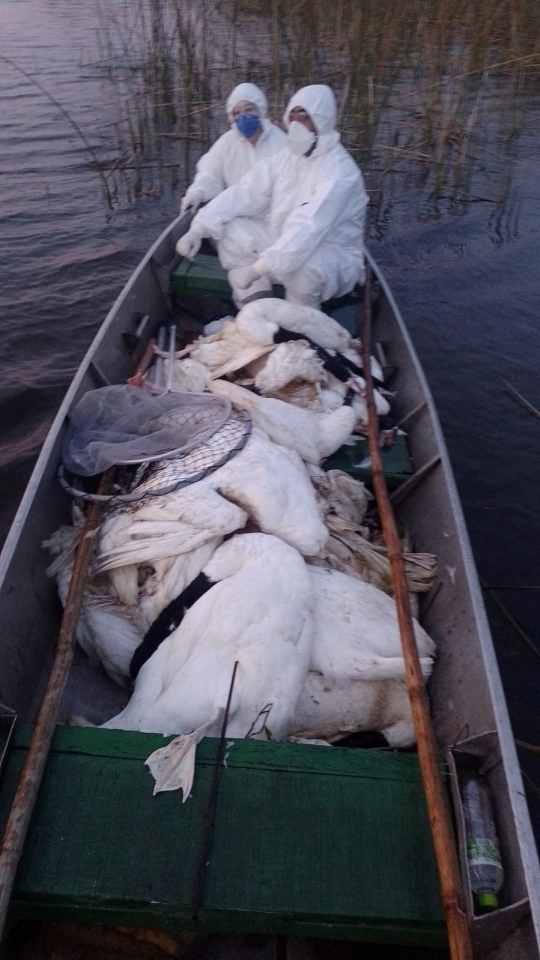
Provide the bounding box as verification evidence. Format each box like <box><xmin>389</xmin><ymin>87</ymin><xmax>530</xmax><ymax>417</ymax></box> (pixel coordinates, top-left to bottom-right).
<box><xmin>0</xmin><ymin>225</ymin><xmax>538</xmax><ymax>957</ymax></box>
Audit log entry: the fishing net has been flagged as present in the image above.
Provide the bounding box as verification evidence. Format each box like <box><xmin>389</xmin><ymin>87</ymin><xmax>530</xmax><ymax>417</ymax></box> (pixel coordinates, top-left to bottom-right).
<box><xmin>62</xmin><ymin>385</ymin><xmax>232</xmax><ymax>476</ymax></box>
<box><xmin>126</xmin><ymin>405</ymin><xmax>252</xmax><ymax>499</ymax></box>
<box><xmin>59</xmin><ymin>386</ymin><xmax>252</xmax><ymax>505</ymax></box>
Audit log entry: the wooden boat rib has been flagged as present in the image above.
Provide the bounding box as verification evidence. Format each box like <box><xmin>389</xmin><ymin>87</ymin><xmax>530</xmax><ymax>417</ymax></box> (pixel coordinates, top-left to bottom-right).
<box><xmin>0</xmin><ymin>215</ymin><xmax>539</xmax><ymax>958</ymax></box>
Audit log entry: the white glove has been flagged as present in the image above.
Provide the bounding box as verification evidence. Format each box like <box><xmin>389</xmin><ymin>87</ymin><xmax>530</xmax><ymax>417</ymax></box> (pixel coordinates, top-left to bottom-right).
<box><xmin>175</xmin><ymin>221</ymin><xmax>208</xmax><ymax>260</ymax></box>
<box><xmin>180</xmin><ymin>188</ymin><xmax>204</xmax><ymax>216</ymax></box>
<box><xmin>229</xmin><ymin>258</ymin><xmax>269</xmax><ymax>290</ymax></box>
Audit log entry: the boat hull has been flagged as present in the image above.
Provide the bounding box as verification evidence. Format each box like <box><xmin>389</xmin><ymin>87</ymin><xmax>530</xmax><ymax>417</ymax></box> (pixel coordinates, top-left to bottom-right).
<box><xmin>0</xmin><ymin>216</ymin><xmax>538</xmax><ymax>957</ymax></box>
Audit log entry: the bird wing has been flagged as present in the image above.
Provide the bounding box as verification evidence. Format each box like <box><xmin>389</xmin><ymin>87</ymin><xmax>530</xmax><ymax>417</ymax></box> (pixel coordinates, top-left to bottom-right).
<box><xmin>213</xmin><ymin>429</ymin><xmax>327</xmax><ymax>556</ymax></box>
<box><xmin>237</xmin><ymin>299</ymin><xmax>351</xmax><ymax>351</ymax></box>
<box><xmin>95</xmin><ymin>486</ymin><xmax>247</xmax><ymax>572</ymax></box>
<box><xmin>308</xmin><ymin>567</ymin><xmax>435</xmax><ymax>683</ymax></box>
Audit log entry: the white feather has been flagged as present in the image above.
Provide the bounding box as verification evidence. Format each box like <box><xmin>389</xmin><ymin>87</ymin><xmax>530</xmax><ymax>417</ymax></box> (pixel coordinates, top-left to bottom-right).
<box><xmin>168</xmin><ymin>357</ymin><xmax>209</xmax><ymax>393</ymax></box>
<box><xmin>290</xmin><ymin>674</ymin><xmax>416</xmax><ymax>748</ymax></box>
<box><xmin>53</xmin><ymin>565</ymin><xmax>143</xmax><ymax>688</ymax></box>
<box><xmin>208</xmin><ymin>379</ymin><xmax>356</xmax><ymax>464</ymax></box>
<box><xmin>214</xmin><ymin>428</ymin><xmax>327</xmax><ymax>556</ymax></box>
<box><xmin>96</xmin><ymin>487</ymin><xmax>248</xmax><ymax>572</ymax></box>
<box><xmin>236</xmin><ymin>299</ymin><xmax>352</xmax><ymax>351</ymax></box>
<box><xmin>320</xmin><ymin>373</ymin><xmax>390</xmax><ymax>421</ymax></box>
<box><xmin>191</xmin><ymin>320</ymin><xmax>274</xmax><ymax>377</ymax></box>
<box><xmin>254</xmin><ymin>341</ymin><xmax>327</xmax><ymax>395</ymax></box>
<box><xmin>288</xmin><ymin>566</ymin><xmax>435</xmax><ymax>748</ymax></box>
<box><xmin>103</xmin><ymin>534</ymin><xmax>314</xmax><ymax>799</ymax></box>
<box><xmin>311</xmin><ymin>469</ymin><xmax>372</xmax><ymax>525</ymax></box>
<box><xmin>308</xmin><ymin>566</ymin><xmax>435</xmax><ymax>684</ymax></box>
<box><xmin>342</xmin><ymin>346</ymin><xmax>385</xmax><ymax>384</ymax></box>
<box><xmin>79</xmin><ymin>604</ymin><xmax>144</xmax><ymax>688</ymax></box>
<box><xmin>138</xmin><ymin>539</ymin><xmax>222</xmax><ymax>628</ymax></box>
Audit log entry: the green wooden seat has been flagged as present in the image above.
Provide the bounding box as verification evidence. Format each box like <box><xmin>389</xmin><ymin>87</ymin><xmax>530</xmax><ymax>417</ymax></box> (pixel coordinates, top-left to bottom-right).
<box><xmin>170</xmin><ymin>252</ymin><xmax>229</xmax><ymax>298</ymax></box>
<box><xmin>170</xmin><ymin>254</ymin><xmax>360</xmax><ymax>322</ymax></box>
<box><xmin>171</xmin><ymin>254</ymin><xmax>285</xmax><ymax>300</ymax></box>
<box><xmin>0</xmin><ymin>726</ymin><xmax>446</xmax><ymax>947</ymax></box>
<box><xmin>324</xmin><ymin>432</ymin><xmax>414</xmax><ymax>490</ymax></box>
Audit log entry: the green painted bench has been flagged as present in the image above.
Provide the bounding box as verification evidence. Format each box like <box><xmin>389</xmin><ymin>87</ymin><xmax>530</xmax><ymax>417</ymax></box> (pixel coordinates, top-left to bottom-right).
<box><xmin>171</xmin><ymin>253</ymin><xmax>284</xmax><ymax>301</ymax></box>
<box><xmin>324</xmin><ymin>433</ymin><xmax>413</xmax><ymax>490</ymax></box>
<box><xmin>0</xmin><ymin>726</ymin><xmax>446</xmax><ymax>947</ymax></box>
<box><xmin>170</xmin><ymin>253</ymin><xmax>361</xmax><ymax>331</ymax></box>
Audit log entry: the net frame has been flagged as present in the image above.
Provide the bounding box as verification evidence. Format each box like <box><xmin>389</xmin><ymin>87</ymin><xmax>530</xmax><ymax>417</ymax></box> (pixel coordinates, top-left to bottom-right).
<box><xmin>62</xmin><ymin>386</ymin><xmax>233</xmax><ymax>476</ymax></box>
<box><xmin>58</xmin><ymin>406</ymin><xmax>252</xmax><ymax>506</ymax></box>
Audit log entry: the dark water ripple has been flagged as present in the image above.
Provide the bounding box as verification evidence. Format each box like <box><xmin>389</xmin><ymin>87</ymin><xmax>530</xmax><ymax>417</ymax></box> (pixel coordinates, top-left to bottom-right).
<box><xmin>1</xmin><ymin>0</ymin><xmax>540</xmax><ymax>841</ymax></box>
<box><xmin>0</xmin><ymin>0</ymin><xmax>167</xmax><ymax>547</ymax></box>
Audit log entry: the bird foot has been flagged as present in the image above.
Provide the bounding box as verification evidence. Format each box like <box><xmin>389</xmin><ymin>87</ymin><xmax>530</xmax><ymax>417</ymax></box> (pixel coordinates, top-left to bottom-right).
<box><xmin>287</xmin><ymin>736</ymin><xmax>331</xmax><ymax>747</ymax></box>
<box><xmin>145</xmin><ymin>708</ymin><xmax>225</xmax><ymax>801</ymax></box>
<box><xmin>146</xmin><ymin>734</ymin><xmax>198</xmax><ymax>800</ymax></box>
<box><xmin>346</xmin><ymin>376</ymin><xmax>365</xmax><ymax>396</ymax></box>
<box><xmin>67</xmin><ymin>715</ymin><xmax>95</xmax><ymax>727</ymax></box>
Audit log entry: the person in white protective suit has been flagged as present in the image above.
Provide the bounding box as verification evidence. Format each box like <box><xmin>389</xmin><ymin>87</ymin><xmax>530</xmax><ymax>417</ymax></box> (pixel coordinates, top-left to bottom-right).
<box><xmin>179</xmin><ymin>82</ymin><xmax>286</xmax><ymax>215</ymax></box>
<box><xmin>176</xmin><ymin>85</ymin><xmax>369</xmax><ymax>308</ymax></box>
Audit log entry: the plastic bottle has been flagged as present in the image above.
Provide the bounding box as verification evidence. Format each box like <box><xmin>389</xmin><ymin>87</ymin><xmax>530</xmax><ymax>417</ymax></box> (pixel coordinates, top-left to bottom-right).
<box><xmin>460</xmin><ymin>771</ymin><xmax>504</xmax><ymax>911</ymax></box>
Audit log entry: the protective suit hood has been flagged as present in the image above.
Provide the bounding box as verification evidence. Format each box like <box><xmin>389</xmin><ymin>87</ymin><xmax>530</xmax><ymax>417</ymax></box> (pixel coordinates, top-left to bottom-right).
<box><xmin>283</xmin><ymin>85</ymin><xmax>337</xmax><ymax>135</ymax></box>
<box><xmin>226</xmin><ymin>83</ymin><xmax>268</xmax><ymax>122</ymax></box>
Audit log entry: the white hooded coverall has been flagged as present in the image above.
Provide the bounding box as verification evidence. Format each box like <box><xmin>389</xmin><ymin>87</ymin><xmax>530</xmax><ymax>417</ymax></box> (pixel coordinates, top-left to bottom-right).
<box><xmin>187</xmin><ymin>83</ymin><xmax>286</xmax><ymax>202</ymax></box>
<box><xmin>194</xmin><ymin>85</ymin><xmax>369</xmax><ymax>307</ymax></box>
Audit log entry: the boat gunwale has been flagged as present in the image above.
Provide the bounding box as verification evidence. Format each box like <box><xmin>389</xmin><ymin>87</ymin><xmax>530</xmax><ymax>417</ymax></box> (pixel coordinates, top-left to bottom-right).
<box><xmin>365</xmin><ymin>248</ymin><xmax>540</xmax><ymax>938</ymax></box>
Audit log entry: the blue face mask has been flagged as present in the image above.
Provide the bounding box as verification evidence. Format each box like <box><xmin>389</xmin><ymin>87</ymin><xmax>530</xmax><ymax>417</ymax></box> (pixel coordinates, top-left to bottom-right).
<box><xmin>235</xmin><ymin>113</ymin><xmax>261</xmax><ymax>139</ymax></box>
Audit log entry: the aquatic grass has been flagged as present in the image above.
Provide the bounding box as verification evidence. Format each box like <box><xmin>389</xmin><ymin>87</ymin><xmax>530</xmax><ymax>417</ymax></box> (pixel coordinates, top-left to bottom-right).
<box><xmin>92</xmin><ymin>0</ymin><xmax>540</xmax><ymax>215</ymax></box>
<box><xmin>520</xmin><ymin>767</ymin><xmax>540</xmax><ymax>805</ymax></box>
<box><xmin>501</xmin><ymin>380</ymin><xmax>540</xmax><ymax>422</ymax></box>
<box><xmin>481</xmin><ymin>577</ymin><xmax>540</xmax><ymax>666</ymax></box>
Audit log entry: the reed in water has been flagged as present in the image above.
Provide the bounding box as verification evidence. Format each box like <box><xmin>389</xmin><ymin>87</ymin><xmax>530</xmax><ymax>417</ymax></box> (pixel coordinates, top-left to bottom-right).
<box><xmin>92</xmin><ymin>0</ymin><xmax>540</xmax><ymax>217</ymax></box>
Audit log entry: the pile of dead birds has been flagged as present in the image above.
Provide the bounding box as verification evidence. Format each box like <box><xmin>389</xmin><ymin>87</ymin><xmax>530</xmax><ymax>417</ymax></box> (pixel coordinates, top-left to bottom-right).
<box><xmin>45</xmin><ymin>298</ymin><xmax>436</xmax><ymax>800</ymax></box>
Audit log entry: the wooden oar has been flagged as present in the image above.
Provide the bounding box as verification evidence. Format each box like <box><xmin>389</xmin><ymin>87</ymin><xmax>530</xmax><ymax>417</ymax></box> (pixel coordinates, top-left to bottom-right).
<box><xmin>0</xmin><ymin>345</ymin><xmax>157</xmax><ymax>940</ymax></box>
<box><xmin>360</xmin><ymin>265</ymin><xmax>472</xmax><ymax>960</ymax></box>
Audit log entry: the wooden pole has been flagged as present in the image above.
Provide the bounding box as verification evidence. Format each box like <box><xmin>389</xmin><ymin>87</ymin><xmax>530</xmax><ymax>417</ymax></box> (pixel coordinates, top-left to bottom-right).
<box><xmin>0</xmin><ymin>470</ymin><xmax>112</xmax><ymax>939</ymax></box>
<box><xmin>0</xmin><ymin>344</ymin><xmax>158</xmax><ymax>940</ymax></box>
<box><xmin>360</xmin><ymin>265</ymin><xmax>473</xmax><ymax>960</ymax></box>
<box><xmin>127</xmin><ymin>338</ymin><xmax>156</xmax><ymax>388</ymax></box>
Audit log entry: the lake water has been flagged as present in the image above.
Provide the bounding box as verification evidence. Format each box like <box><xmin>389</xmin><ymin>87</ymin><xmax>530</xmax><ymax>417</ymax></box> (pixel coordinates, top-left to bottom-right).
<box><xmin>1</xmin><ymin>0</ymin><xmax>539</xmax><ymax>838</ymax></box>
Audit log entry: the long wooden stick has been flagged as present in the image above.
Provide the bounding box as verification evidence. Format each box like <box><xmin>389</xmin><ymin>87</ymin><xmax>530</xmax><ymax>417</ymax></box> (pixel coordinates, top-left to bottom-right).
<box><xmin>360</xmin><ymin>266</ymin><xmax>472</xmax><ymax>960</ymax></box>
<box><xmin>0</xmin><ymin>470</ymin><xmax>112</xmax><ymax>939</ymax></box>
<box><xmin>0</xmin><ymin>345</ymin><xmax>158</xmax><ymax>940</ymax></box>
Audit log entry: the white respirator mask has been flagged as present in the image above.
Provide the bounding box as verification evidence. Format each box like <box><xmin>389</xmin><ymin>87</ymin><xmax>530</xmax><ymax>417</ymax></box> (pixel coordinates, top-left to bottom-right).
<box><xmin>287</xmin><ymin>121</ymin><xmax>316</xmax><ymax>156</ymax></box>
